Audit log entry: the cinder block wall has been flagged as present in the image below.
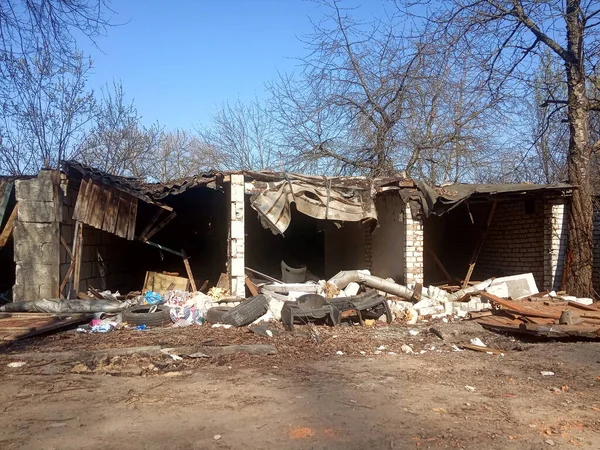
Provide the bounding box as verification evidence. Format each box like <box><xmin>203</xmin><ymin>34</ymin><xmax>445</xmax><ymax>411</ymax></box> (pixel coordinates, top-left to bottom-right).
<box><xmin>13</xmin><ymin>170</ymin><xmax>61</xmax><ymax>301</ymax></box>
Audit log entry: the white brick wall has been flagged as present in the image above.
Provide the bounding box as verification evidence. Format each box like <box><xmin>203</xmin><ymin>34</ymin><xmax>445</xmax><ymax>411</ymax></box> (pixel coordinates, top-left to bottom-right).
<box><xmin>404</xmin><ymin>202</ymin><xmax>424</xmax><ymax>285</ymax></box>
<box><xmin>544</xmin><ymin>198</ymin><xmax>568</xmax><ymax>291</ymax></box>
<box><xmin>229</xmin><ymin>174</ymin><xmax>246</xmax><ymax>297</ymax></box>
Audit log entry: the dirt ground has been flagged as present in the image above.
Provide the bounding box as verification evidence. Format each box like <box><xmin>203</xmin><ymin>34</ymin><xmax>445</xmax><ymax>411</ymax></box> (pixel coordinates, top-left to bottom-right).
<box><xmin>0</xmin><ymin>319</ymin><xmax>599</xmax><ymax>449</ymax></box>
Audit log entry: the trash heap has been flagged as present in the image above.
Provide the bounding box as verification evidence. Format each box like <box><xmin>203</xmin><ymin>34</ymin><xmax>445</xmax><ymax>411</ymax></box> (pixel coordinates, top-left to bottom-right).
<box><xmin>1</xmin><ymin>267</ymin><xmax>597</xmax><ymax>339</ymax></box>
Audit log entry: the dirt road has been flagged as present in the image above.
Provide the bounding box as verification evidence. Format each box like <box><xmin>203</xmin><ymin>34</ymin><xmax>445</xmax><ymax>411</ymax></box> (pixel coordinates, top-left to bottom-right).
<box><xmin>0</xmin><ymin>322</ymin><xmax>599</xmax><ymax>449</ymax></box>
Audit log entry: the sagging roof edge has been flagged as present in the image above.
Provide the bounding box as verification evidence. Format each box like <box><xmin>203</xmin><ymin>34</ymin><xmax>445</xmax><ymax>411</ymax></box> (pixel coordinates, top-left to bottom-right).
<box><xmin>59</xmin><ymin>160</ymin><xmax>574</xmax><ymax>216</ymax></box>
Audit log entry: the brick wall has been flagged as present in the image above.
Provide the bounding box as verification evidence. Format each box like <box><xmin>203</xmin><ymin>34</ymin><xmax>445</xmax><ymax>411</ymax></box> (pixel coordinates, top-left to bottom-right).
<box><xmin>425</xmin><ymin>199</ymin><xmax>547</xmax><ymax>289</ymax></box>
<box><xmin>545</xmin><ymin>198</ymin><xmax>568</xmax><ymax>291</ymax></box>
<box><xmin>476</xmin><ymin>199</ymin><xmax>545</xmax><ymax>286</ymax></box>
<box><xmin>404</xmin><ymin>201</ymin><xmax>424</xmax><ymax>285</ymax></box>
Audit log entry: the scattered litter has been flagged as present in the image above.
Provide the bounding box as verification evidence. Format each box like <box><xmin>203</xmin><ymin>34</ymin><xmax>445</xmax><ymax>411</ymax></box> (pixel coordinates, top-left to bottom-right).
<box><xmin>377</xmin><ymin>345</ymin><xmax>386</xmax><ymax>350</ymax></box>
<box><xmin>212</xmin><ymin>323</ymin><xmax>233</xmax><ymax>329</ymax></box>
<box><xmin>387</xmin><ymin>352</ymin><xmax>397</xmax><ymax>355</ymax></box>
<box><xmin>336</xmin><ymin>351</ymin><xmax>344</xmax><ymax>355</ymax></box>
<box><xmin>214</xmin><ymin>435</ymin><xmax>222</xmax><ymax>441</ymax></box>
<box><xmin>408</xmin><ymin>329</ymin><xmax>420</xmax><ymax>336</ymax></box>
<box><xmin>470</xmin><ymin>337</ymin><xmax>486</xmax><ymax>347</ymax></box>
<box><xmin>465</xmin><ymin>385</ymin><xmax>476</xmax><ymax>392</ymax></box>
<box><xmin>7</xmin><ymin>361</ymin><xmax>26</xmax><ymax>368</ymax></box>
<box><xmin>541</xmin><ymin>371</ymin><xmax>555</xmax><ymax>376</ymax></box>
<box><xmin>401</xmin><ymin>344</ymin><xmax>414</xmax><ymax>354</ymax></box>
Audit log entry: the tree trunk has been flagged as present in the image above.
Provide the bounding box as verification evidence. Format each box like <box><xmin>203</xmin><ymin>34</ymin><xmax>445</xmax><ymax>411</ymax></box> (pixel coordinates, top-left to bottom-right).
<box><xmin>563</xmin><ymin>0</ymin><xmax>594</xmax><ymax>296</ymax></box>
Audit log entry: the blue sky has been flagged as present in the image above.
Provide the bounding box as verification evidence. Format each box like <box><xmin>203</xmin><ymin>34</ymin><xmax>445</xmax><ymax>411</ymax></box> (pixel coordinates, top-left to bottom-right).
<box><xmin>82</xmin><ymin>0</ymin><xmax>387</xmax><ymax>130</ymax></box>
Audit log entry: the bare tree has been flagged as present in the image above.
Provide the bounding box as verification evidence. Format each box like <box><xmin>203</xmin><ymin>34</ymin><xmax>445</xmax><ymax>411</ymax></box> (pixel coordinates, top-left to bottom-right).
<box><xmin>197</xmin><ymin>98</ymin><xmax>278</xmax><ymax>171</ymax></box>
<box><xmin>78</xmin><ymin>81</ymin><xmax>162</xmax><ymax>178</ymax></box>
<box><xmin>0</xmin><ymin>52</ymin><xmax>95</xmax><ymax>174</ymax></box>
<box><xmin>404</xmin><ymin>0</ymin><xmax>600</xmax><ymax>295</ymax></box>
<box><xmin>153</xmin><ymin>129</ymin><xmax>220</xmax><ymax>182</ymax></box>
<box><xmin>268</xmin><ymin>0</ymin><xmax>495</xmax><ymax>180</ymax></box>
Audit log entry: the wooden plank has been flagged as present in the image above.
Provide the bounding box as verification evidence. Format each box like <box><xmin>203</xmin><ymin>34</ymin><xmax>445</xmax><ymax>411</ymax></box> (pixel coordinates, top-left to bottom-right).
<box><xmin>59</xmin><ymin>262</ymin><xmax>74</xmax><ymax>296</ymax></box>
<box><xmin>245</xmin><ymin>276</ymin><xmax>259</xmax><ymax>296</ymax></box>
<box><xmin>0</xmin><ymin>181</ymin><xmax>13</xmax><ymax>226</ymax></box>
<box><xmin>0</xmin><ymin>314</ymin><xmax>91</xmax><ymax>342</ymax></box>
<box><xmin>126</xmin><ymin>197</ymin><xmax>138</xmax><ymax>241</ymax></box>
<box><xmin>138</xmin><ymin>210</ymin><xmax>163</xmax><ymax>241</ymax></box>
<box><xmin>0</xmin><ymin>203</ymin><xmax>18</xmax><ymax>248</ymax></box>
<box><xmin>114</xmin><ymin>193</ymin><xmax>130</xmax><ymax>238</ymax></box>
<box><xmin>88</xmin><ymin>184</ymin><xmax>111</xmax><ymax>230</ymax></box>
<box><xmin>181</xmin><ymin>249</ymin><xmax>197</xmax><ymax>292</ymax></box>
<box><xmin>81</xmin><ymin>182</ymin><xmax>101</xmax><ymax>224</ymax></box>
<box><xmin>102</xmin><ymin>187</ymin><xmax>121</xmax><ymax>234</ymax></box>
<box><xmin>60</xmin><ymin>235</ymin><xmax>73</xmax><ymax>261</ymax></box>
<box><xmin>139</xmin><ymin>211</ymin><xmax>176</xmax><ymax>242</ymax></box>
<box><xmin>72</xmin><ymin>222</ymin><xmax>83</xmax><ymax>295</ymax></box>
<box><xmin>72</xmin><ymin>179</ymin><xmax>88</xmax><ymax>221</ymax></box>
<box><xmin>482</xmin><ymin>293</ymin><xmax>562</xmax><ymax>319</ymax></box>
<box><xmin>462</xmin><ymin>201</ymin><xmax>497</xmax><ymax>288</ymax></box>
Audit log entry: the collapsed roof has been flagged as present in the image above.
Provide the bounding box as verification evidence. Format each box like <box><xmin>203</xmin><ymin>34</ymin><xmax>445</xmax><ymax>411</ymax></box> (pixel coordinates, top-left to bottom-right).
<box><xmin>60</xmin><ymin>160</ymin><xmax>574</xmax><ymax>234</ymax></box>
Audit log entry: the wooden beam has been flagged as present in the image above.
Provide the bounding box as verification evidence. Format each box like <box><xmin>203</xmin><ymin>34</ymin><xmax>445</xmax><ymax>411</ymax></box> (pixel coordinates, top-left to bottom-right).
<box><xmin>462</xmin><ymin>202</ymin><xmax>497</xmax><ymax>288</ymax></box>
<box><xmin>245</xmin><ymin>276</ymin><xmax>259</xmax><ymax>296</ymax></box>
<box><xmin>139</xmin><ymin>211</ymin><xmax>177</xmax><ymax>242</ymax></box>
<box><xmin>181</xmin><ymin>249</ymin><xmax>197</xmax><ymax>292</ymax></box>
<box><xmin>60</xmin><ymin>235</ymin><xmax>73</xmax><ymax>260</ymax></box>
<box><xmin>0</xmin><ymin>181</ymin><xmax>13</xmax><ymax>226</ymax></box>
<box><xmin>0</xmin><ymin>203</ymin><xmax>18</xmax><ymax>249</ymax></box>
<box><xmin>72</xmin><ymin>222</ymin><xmax>83</xmax><ymax>296</ymax></box>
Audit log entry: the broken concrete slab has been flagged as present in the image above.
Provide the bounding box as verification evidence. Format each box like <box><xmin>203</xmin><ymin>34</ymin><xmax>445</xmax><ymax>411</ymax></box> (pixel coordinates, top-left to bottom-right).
<box><xmin>488</xmin><ymin>273</ymin><xmax>538</xmax><ymax>299</ymax></box>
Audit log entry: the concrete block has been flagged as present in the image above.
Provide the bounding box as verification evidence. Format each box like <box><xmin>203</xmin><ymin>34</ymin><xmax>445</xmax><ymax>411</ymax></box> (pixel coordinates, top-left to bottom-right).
<box><xmin>13</xmin><ymin>222</ymin><xmax>59</xmax><ymax>263</ymax></box>
<box><xmin>15</xmin><ymin>177</ymin><xmax>55</xmax><ymax>202</ymax></box>
<box><xmin>18</xmin><ymin>200</ymin><xmax>57</xmax><ymax>223</ymax></box>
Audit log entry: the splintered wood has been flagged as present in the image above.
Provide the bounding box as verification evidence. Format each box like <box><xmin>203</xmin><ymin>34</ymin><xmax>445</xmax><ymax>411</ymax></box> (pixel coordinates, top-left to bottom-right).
<box><xmin>73</xmin><ymin>179</ymin><xmax>138</xmax><ymax>240</ymax></box>
<box><xmin>477</xmin><ymin>292</ymin><xmax>600</xmax><ymax>339</ymax></box>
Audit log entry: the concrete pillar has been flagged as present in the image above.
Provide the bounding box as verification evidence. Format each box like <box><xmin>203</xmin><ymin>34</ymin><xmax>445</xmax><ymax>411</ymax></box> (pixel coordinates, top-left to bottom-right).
<box><xmin>543</xmin><ymin>198</ymin><xmax>567</xmax><ymax>291</ymax></box>
<box><xmin>404</xmin><ymin>201</ymin><xmax>424</xmax><ymax>286</ymax></box>
<box><xmin>13</xmin><ymin>170</ymin><xmax>62</xmax><ymax>301</ymax></box>
<box><xmin>229</xmin><ymin>174</ymin><xmax>246</xmax><ymax>298</ymax></box>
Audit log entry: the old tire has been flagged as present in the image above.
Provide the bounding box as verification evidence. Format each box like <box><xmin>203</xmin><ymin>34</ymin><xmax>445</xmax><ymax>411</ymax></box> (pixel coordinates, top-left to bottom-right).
<box><xmin>221</xmin><ymin>295</ymin><xmax>268</xmax><ymax>327</ymax></box>
<box><xmin>122</xmin><ymin>305</ymin><xmax>172</xmax><ymax>327</ymax></box>
<box><xmin>206</xmin><ymin>306</ymin><xmax>232</xmax><ymax>324</ymax></box>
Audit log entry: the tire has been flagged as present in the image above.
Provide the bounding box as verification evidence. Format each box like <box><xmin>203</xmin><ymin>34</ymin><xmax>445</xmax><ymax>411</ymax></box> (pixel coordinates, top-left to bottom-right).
<box><xmin>206</xmin><ymin>306</ymin><xmax>232</xmax><ymax>324</ymax></box>
<box><xmin>221</xmin><ymin>295</ymin><xmax>269</xmax><ymax>327</ymax></box>
<box><xmin>122</xmin><ymin>305</ymin><xmax>172</xmax><ymax>327</ymax></box>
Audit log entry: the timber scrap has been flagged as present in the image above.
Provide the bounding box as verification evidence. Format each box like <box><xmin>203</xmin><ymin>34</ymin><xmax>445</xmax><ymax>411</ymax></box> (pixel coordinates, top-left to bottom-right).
<box><xmin>476</xmin><ymin>293</ymin><xmax>600</xmax><ymax>339</ymax></box>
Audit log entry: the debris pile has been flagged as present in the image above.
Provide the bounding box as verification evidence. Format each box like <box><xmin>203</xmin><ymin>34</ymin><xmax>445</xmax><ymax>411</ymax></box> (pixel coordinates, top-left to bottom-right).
<box><xmin>476</xmin><ymin>292</ymin><xmax>600</xmax><ymax>338</ymax></box>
